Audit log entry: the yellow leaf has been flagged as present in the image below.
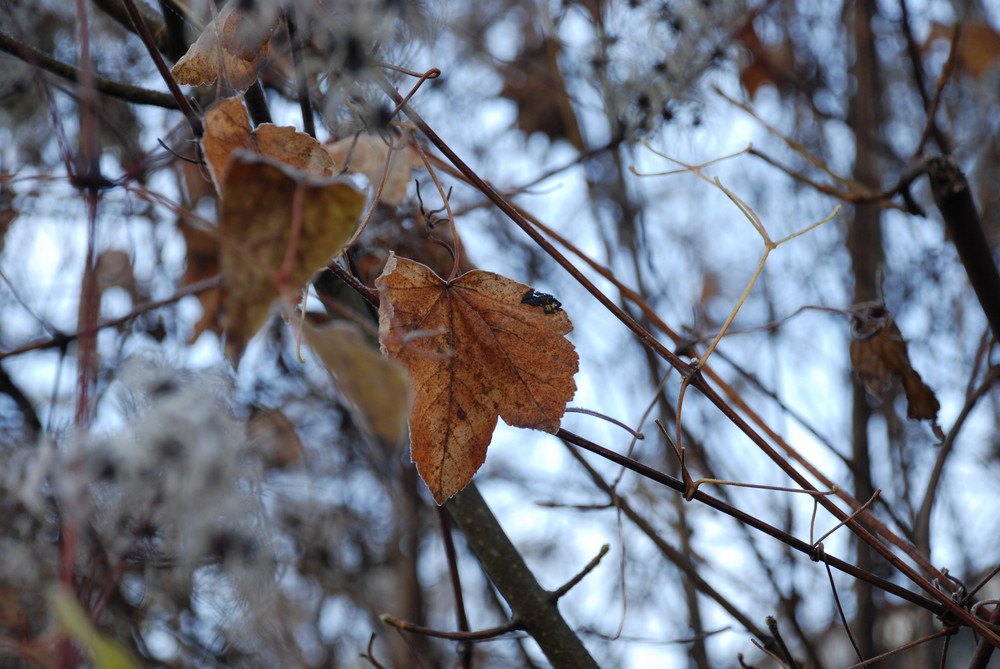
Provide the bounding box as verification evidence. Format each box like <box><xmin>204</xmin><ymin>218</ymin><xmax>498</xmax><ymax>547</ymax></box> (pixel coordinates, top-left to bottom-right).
<box><xmin>220</xmin><ymin>152</ymin><xmax>365</xmax><ymax>364</ymax></box>
<box><xmin>302</xmin><ymin>318</ymin><xmax>411</xmax><ymax>446</ymax></box>
<box><xmin>377</xmin><ymin>254</ymin><xmax>578</xmax><ymax>503</ymax></box>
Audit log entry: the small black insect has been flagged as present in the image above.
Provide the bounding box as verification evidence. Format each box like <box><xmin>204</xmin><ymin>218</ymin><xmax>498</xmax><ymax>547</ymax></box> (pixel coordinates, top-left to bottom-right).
<box><xmin>521</xmin><ymin>289</ymin><xmax>562</xmax><ymax>314</ymax></box>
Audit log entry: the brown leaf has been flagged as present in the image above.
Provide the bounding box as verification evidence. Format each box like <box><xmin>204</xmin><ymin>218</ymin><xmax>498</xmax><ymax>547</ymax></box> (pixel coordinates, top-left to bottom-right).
<box><xmin>171</xmin><ymin>3</ymin><xmax>279</xmax><ymax>90</ymax></box>
<box><xmin>181</xmin><ymin>223</ymin><xmax>221</xmax><ymax>341</ymax></box>
<box><xmin>849</xmin><ymin>305</ymin><xmax>940</xmax><ymax>423</ymax></box>
<box><xmin>377</xmin><ymin>254</ymin><xmax>578</xmax><ymax>503</ymax></box>
<box><xmin>201</xmin><ymin>97</ymin><xmax>334</xmax><ymax>193</ymax></box>
<box><xmin>738</xmin><ymin>19</ymin><xmax>796</xmax><ymax>99</ymax></box>
<box><xmin>324</xmin><ymin>133</ymin><xmax>420</xmax><ymax>206</ymax></box>
<box><xmin>500</xmin><ymin>39</ymin><xmax>583</xmax><ymax>149</ymax></box>
<box><xmin>302</xmin><ymin>318</ymin><xmax>410</xmax><ymax>447</ymax></box>
<box><xmin>220</xmin><ymin>152</ymin><xmax>365</xmax><ymax>364</ymax></box>
<box><xmin>925</xmin><ymin>21</ymin><xmax>1000</xmax><ymax>77</ymax></box>
<box><xmin>248</xmin><ymin>408</ymin><xmax>305</xmax><ymax>470</ymax></box>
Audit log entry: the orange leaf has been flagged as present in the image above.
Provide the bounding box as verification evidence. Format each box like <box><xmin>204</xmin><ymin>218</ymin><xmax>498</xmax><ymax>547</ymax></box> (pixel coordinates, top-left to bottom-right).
<box><xmin>220</xmin><ymin>152</ymin><xmax>365</xmax><ymax>364</ymax></box>
<box><xmin>171</xmin><ymin>3</ymin><xmax>278</xmax><ymax>90</ymax></box>
<box><xmin>376</xmin><ymin>254</ymin><xmax>578</xmax><ymax>503</ymax></box>
<box><xmin>201</xmin><ymin>97</ymin><xmax>334</xmax><ymax>193</ymax></box>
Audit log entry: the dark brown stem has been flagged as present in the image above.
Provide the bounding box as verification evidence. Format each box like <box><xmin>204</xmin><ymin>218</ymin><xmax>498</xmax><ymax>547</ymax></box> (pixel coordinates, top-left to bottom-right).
<box><xmin>915</xmin><ymin>366</ymin><xmax>1000</xmax><ymax>552</ymax></box>
<box><xmin>564</xmin><ymin>443</ymin><xmax>775</xmax><ymax>646</ymax></box>
<box><xmin>284</xmin><ymin>5</ymin><xmax>315</xmax><ymax>138</ymax></box>
<box><xmin>93</xmin><ymin>0</ymin><xmax>167</xmax><ymax>49</ymax></box>
<box><xmin>0</xmin><ymin>276</ymin><xmax>222</xmax><ymax>361</ymax></box>
<box><xmin>0</xmin><ymin>30</ymin><xmax>179</xmax><ymax>109</ymax></box>
<box><xmin>120</xmin><ymin>0</ymin><xmax>203</xmax><ymax>137</ymax></box>
<box><xmin>550</xmin><ymin>544</ymin><xmax>609</xmax><ymax>600</ymax></box>
<box><xmin>968</xmin><ymin>602</ymin><xmax>1000</xmax><ymax>669</ymax></box>
<box><xmin>244</xmin><ymin>80</ymin><xmax>272</xmax><ymax>126</ymax></box>
<box><xmin>559</xmin><ymin>428</ymin><xmax>944</xmax><ymax>616</ymax></box>
<box><xmin>446</xmin><ymin>483</ymin><xmax>600</xmax><ymax>669</ymax></box>
<box><xmin>382</xmin><ymin>615</ymin><xmax>518</xmax><ymax>642</ymax></box>
<box><xmin>436</xmin><ymin>506</ymin><xmax>472</xmax><ymax>668</ymax></box>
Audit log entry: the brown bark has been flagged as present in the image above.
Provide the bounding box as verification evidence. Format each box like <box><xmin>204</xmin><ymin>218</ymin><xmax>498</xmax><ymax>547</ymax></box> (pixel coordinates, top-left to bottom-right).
<box><xmin>846</xmin><ymin>0</ymin><xmax>885</xmax><ymax>661</ymax></box>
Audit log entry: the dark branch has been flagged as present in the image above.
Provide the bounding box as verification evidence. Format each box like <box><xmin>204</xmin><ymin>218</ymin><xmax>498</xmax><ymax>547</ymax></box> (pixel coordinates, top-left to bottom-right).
<box><xmin>927</xmin><ymin>156</ymin><xmax>1000</xmax><ymax>341</ymax></box>
<box><xmin>0</xmin><ymin>30</ymin><xmax>180</xmax><ymax>109</ymax></box>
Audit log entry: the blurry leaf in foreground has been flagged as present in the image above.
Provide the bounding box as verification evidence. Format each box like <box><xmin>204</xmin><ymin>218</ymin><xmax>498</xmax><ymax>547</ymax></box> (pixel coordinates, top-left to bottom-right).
<box><xmin>220</xmin><ymin>153</ymin><xmax>365</xmax><ymax>365</ymax></box>
<box><xmin>377</xmin><ymin>254</ymin><xmax>578</xmax><ymax>503</ymax></box>
<box><xmin>849</xmin><ymin>304</ymin><xmax>941</xmax><ymax>425</ymax></box>
<box><xmin>302</xmin><ymin>318</ymin><xmax>410</xmax><ymax>447</ymax></box>
<box><xmin>171</xmin><ymin>3</ymin><xmax>279</xmax><ymax>90</ymax></box>
<box><xmin>324</xmin><ymin>133</ymin><xmax>421</xmax><ymax>206</ymax></box>
<box><xmin>201</xmin><ymin>97</ymin><xmax>335</xmax><ymax>193</ymax></box>
<box><xmin>51</xmin><ymin>587</ymin><xmax>140</xmax><ymax>669</ymax></box>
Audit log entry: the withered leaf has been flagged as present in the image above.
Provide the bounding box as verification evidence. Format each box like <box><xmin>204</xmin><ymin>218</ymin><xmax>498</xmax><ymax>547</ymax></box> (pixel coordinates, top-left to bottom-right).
<box><xmin>248</xmin><ymin>408</ymin><xmax>305</xmax><ymax>470</ymax></box>
<box><xmin>302</xmin><ymin>318</ymin><xmax>410</xmax><ymax>447</ymax></box>
<box><xmin>324</xmin><ymin>133</ymin><xmax>421</xmax><ymax>206</ymax></box>
<box><xmin>171</xmin><ymin>3</ymin><xmax>279</xmax><ymax>90</ymax></box>
<box><xmin>738</xmin><ymin>19</ymin><xmax>796</xmax><ymax>99</ymax></box>
<box><xmin>201</xmin><ymin>97</ymin><xmax>334</xmax><ymax>193</ymax></box>
<box><xmin>500</xmin><ymin>39</ymin><xmax>583</xmax><ymax>149</ymax></box>
<box><xmin>377</xmin><ymin>254</ymin><xmax>578</xmax><ymax>503</ymax></box>
<box><xmin>849</xmin><ymin>305</ymin><xmax>940</xmax><ymax>425</ymax></box>
<box><xmin>181</xmin><ymin>223</ymin><xmax>221</xmax><ymax>342</ymax></box>
<box><xmin>220</xmin><ymin>152</ymin><xmax>365</xmax><ymax>364</ymax></box>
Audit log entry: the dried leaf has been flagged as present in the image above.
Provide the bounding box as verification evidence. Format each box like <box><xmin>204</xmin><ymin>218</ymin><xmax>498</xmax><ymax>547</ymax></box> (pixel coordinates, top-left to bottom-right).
<box><xmin>201</xmin><ymin>97</ymin><xmax>334</xmax><ymax>193</ymax></box>
<box><xmin>324</xmin><ymin>133</ymin><xmax>420</xmax><ymax>206</ymax></box>
<box><xmin>171</xmin><ymin>3</ymin><xmax>279</xmax><ymax>90</ymax></box>
<box><xmin>925</xmin><ymin>21</ymin><xmax>1000</xmax><ymax>77</ymax></box>
<box><xmin>738</xmin><ymin>19</ymin><xmax>796</xmax><ymax>99</ymax></box>
<box><xmin>849</xmin><ymin>305</ymin><xmax>940</xmax><ymax>423</ymax></box>
<box><xmin>500</xmin><ymin>39</ymin><xmax>583</xmax><ymax>149</ymax></box>
<box><xmin>220</xmin><ymin>152</ymin><xmax>365</xmax><ymax>364</ymax></box>
<box><xmin>181</xmin><ymin>223</ymin><xmax>221</xmax><ymax>341</ymax></box>
<box><xmin>377</xmin><ymin>254</ymin><xmax>578</xmax><ymax>503</ymax></box>
<box><xmin>248</xmin><ymin>408</ymin><xmax>305</xmax><ymax>470</ymax></box>
<box><xmin>302</xmin><ymin>318</ymin><xmax>410</xmax><ymax>446</ymax></box>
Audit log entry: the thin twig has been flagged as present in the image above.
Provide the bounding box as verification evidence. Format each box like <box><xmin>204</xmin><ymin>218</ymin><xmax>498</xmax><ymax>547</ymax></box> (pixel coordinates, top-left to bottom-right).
<box><xmin>0</xmin><ymin>276</ymin><xmax>222</xmax><ymax>360</ymax></box>
<box><xmin>284</xmin><ymin>5</ymin><xmax>315</xmax><ymax>138</ymax></box>
<box><xmin>560</xmin><ymin>428</ymin><xmax>944</xmax><ymax>615</ymax></box>
<box><xmin>120</xmin><ymin>0</ymin><xmax>203</xmax><ymax>137</ymax></box>
<box><xmin>381</xmin><ymin>616</ymin><xmax>519</xmax><ymax>642</ymax></box>
<box><xmin>845</xmin><ymin>628</ymin><xmax>954</xmax><ymax>668</ymax></box>
<box><xmin>436</xmin><ymin>507</ymin><xmax>472</xmax><ymax>668</ymax></box>
<box><xmin>550</xmin><ymin>544</ymin><xmax>609</xmax><ymax>600</ymax></box>
<box><xmin>564</xmin><ymin>408</ymin><xmax>644</xmax><ymax>439</ymax></box>
<box><xmin>0</xmin><ymin>31</ymin><xmax>180</xmax><ymax>109</ymax></box>
<box><xmin>915</xmin><ymin>366</ymin><xmax>1000</xmax><ymax>551</ymax></box>
<box><xmin>818</xmin><ymin>546</ymin><xmax>863</xmax><ymax>663</ymax></box>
